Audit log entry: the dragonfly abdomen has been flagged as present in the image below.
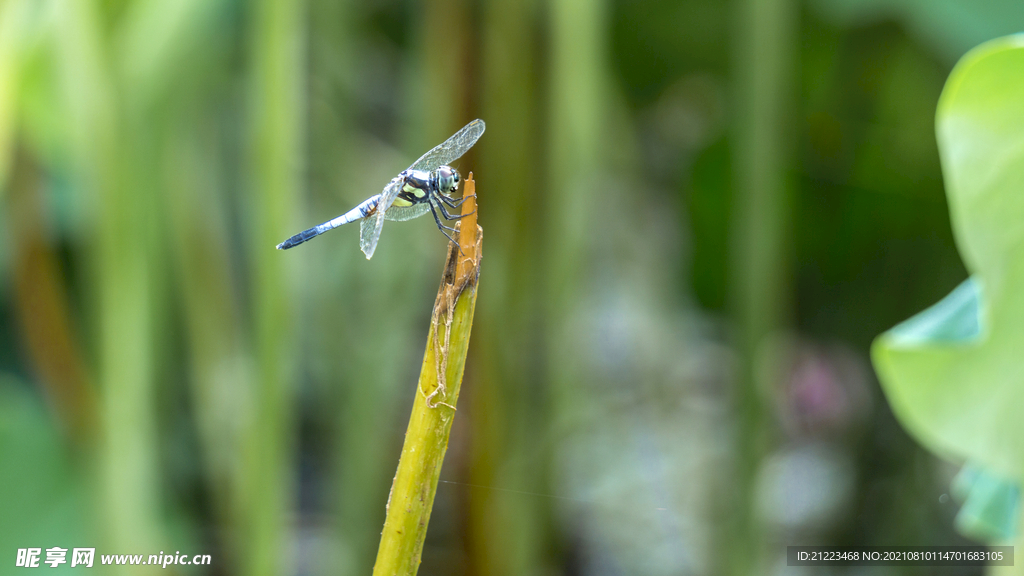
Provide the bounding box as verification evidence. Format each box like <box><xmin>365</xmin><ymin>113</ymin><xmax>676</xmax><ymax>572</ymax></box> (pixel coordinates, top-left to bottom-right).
<box><xmin>276</xmin><ymin>194</ymin><xmax>380</xmax><ymax>250</ymax></box>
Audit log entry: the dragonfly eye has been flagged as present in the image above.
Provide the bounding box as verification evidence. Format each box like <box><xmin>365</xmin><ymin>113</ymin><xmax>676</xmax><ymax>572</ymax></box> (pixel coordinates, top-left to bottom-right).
<box><xmin>437</xmin><ymin>166</ymin><xmax>460</xmax><ymax>193</ymax></box>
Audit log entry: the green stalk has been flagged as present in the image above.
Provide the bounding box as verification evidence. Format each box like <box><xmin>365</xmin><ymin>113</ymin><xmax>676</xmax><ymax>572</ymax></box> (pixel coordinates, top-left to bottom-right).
<box><xmin>469</xmin><ymin>0</ymin><xmax>539</xmax><ymax>573</ymax></box>
<box><xmin>727</xmin><ymin>0</ymin><xmax>795</xmax><ymax>572</ymax></box>
<box><xmin>51</xmin><ymin>1</ymin><xmax>165</xmax><ymax>561</ymax></box>
<box><xmin>0</xmin><ymin>0</ymin><xmax>24</xmax><ymax>194</ymax></box>
<box><xmin>371</xmin><ymin>177</ymin><xmax>482</xmax><ymax>576</ymax></box>
<box><xmin>244</xmin><ymin>0</ymin><xmax>303</xmax><ymax>573</ymax></box>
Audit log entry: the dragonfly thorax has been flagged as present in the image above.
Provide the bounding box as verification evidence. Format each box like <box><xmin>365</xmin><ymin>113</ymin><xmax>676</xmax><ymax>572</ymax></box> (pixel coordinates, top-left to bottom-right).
<box><xmin>397</xmin><ymin>166</ymin><xmax>461</xmax><ymax>205</ymax></box>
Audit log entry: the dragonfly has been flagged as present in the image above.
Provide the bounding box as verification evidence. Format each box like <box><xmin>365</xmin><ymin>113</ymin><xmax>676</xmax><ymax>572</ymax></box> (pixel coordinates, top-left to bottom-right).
<box><xmin>276</xmin><ymin>119</ymin><xmax>485</xmax><ymax>259</ymax></box>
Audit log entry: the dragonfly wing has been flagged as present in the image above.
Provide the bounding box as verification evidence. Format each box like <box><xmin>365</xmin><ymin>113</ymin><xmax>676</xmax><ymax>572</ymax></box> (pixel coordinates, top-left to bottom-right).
<box><xmin>384</xmin><ymin>203</ymin><xmax>431</xmax><ymax>222</ymax></box>
<box><xmin>359</xmin><ymin>179</ymin><xmax>403</xmax><ymax>259</ymax></box>
<box><xmin>409</xmin><ymin>119</ymin><xmax>486</xmax><ymax>172</ymax></box>
<box><xmin>358</xmin><ymin>217</ymin><xmax>380</xmax><ymax>259</ymax></box>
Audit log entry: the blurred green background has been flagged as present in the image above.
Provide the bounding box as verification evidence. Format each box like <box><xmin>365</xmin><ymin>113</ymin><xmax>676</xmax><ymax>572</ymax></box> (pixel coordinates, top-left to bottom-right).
<box><xmin>1</xmin><ymin>0</ymin><xmax>1022</xmax><ymax>574</ymax></box>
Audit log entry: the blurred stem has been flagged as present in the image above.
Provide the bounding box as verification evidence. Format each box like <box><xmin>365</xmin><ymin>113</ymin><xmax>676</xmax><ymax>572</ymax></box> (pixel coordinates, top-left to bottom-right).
<box><xmin>163</xmin><ymin>120</ymin><xmax>249</xmax><ymax>569</ymax></box>
<box><xmin>244</xmin><ymin>0</ymin><xmax>303</xmax><ymax>573</ymax></box>
<box><xmin>0</xmin><ymin>0</ymin><xmax>24</xmax><ymax>193</ymax></box>
<box><xmin>52</xmin><ymin>1</ymin><xmax>164</xmax><ymax>562</ymax></box>
<box><xmin>416</xmin><ymin>0</ymin><xmax>468</xmax><ymax>141</ymax></box>
<box><xmin>544</xmin><ymin>0</ymin><xmax>609</xmax><ymax>563</ymax></box>
<box><xmin>728</xmin><ymin>0</ymin><xmax>796</xmax><ymax>572</ymax></box>
<box><xmin>547</xmin><ymin>0</ymin><xmax>606</xmax><ymax>356</ymax></box>
<box><xmin>470</xmin><ymin>0</ymin><xmax>542</xmax><ymax>573</ymax></box>
<box><xmin>372</xmin><ymin>178</ymin><xmax>482</xmax><ymax>576</ymax></box>
<box><xmin>8</xmin><ymin>148</ymin><xmax>97</xmax><ymax>445</ymax></box>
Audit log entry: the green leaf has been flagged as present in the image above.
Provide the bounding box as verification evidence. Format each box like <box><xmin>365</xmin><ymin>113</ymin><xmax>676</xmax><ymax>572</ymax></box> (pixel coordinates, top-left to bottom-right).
<box><xmin>872</xmin><ymin>34</ymin><xmax>1024</xmax><ymax>538</ymax></box>
<box><xmin>885</xmin><ymin>277</ymin><xmax>980</xmax><ymax>346</ymax></box>
<box><xmin>951</xmin><ymin>463</ymin><xmax>1020</xmax><ymax>542</ymax></box>
<box><xmin>0</xmin><ymin>377</ymin><xmax>90</xmax><ymax>556</ymax></box>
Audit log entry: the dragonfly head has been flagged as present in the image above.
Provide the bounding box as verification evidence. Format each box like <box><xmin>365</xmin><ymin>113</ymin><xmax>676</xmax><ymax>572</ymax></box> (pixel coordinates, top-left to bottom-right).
<box><xmin>436</xmin><ymin>165</ymin><xmax>460</xmax><ymax>195</ymax></box>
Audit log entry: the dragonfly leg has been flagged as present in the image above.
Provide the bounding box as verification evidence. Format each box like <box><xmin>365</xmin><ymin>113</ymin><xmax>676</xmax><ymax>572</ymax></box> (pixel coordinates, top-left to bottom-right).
<box><xmin>438</xmin><ymin>195</ymin><xmax>478</xmax><ymax>228</ymax></box>
<box><xmin>439</xmin><ymin>193</ymin><xmax>476</xmax><ymax>209</ymax></box>
<box><xmin>438</xmin><ymin>194</ymin><xmax>461</xmax><ymax>208</ymax></box>
<box><xmin>428</xmin><ymin>199</ymin><xmax>459</xmax><ymax>244</ymax></box>
<box><xmin>434</xmin><ymin>200</ymin><xmax>455</xmax><ymax>219</ymax></box>
<box><xmin>435</xmin><ymin>200</ymin><xmax>476</xmax><ymax>221</ymax></box>
<box><xmin>431</xmin><ymin>198</ymin><xmax>472</xmax><ymax>257</ymax></box>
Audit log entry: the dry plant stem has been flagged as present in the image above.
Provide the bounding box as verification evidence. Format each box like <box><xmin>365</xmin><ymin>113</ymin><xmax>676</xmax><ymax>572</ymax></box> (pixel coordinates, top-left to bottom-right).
<box><xmin>371</xmin><ymin>175</ymin><xmax>482</xmax><ymax>576</ymax></box>
<box><xmin>8</xmin><ymin>150</ymin><xmax>97</xmax><ymax>442</ymax></box>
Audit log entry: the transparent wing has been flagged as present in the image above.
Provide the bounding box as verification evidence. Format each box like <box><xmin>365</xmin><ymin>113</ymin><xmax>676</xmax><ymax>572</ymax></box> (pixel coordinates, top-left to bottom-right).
<box><xmin>384</xmin><ymin>203</ymin><xmax>431</xmax><ymax>222</ymax></box>
<box><xmin>409</xmin><ymin>119</ymin><xmax>486</xmax><ymax>172</ymax></box>
<box><xmin>358</xmin><ymin>218</ymin><xmax>379</xmax><ymax>259</ymax></box>
<box><xmin>359</xmin><ymin>179</ymin><xmax>403</xmax><ymax>259</ymax></box>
